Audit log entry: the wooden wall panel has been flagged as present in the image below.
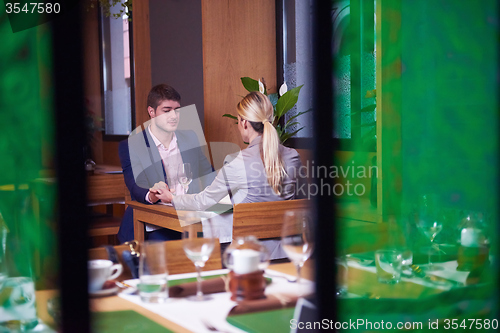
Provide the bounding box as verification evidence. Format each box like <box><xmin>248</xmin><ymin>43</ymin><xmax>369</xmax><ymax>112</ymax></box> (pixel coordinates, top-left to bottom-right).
<box><xmin>102</xmin><ymin>141</ymin><xmax>121</xmax><ymax>166</ymax></box>
<box><xmin>82</xmin><ymin>4</ymin><xmax>103</xmax><ymax>164</ymax></box>
<box><xmin>202</xmin><ymin>0</ymin><xmax>277</xmax><ymax>149</ymax></box>
<box><xmin>133</xmin><ymin>0</ymin><xmax>152</xmax><ymax>127</ymax></box>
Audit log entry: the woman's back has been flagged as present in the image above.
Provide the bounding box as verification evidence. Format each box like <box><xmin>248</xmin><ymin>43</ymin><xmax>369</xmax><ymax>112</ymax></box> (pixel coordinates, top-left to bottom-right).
<box><xmin>231</xmin><ymin>136</ymin><xmax>302</xmax><ymax>204</ymax></box>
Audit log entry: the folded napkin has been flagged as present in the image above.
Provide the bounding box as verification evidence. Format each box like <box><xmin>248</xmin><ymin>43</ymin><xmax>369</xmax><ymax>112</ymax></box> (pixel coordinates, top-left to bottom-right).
<box><xmin>169</xmin><ymin>277</ymin><xmax>227</xmax><ymax>297</ymax></box>
<box><xmin>228</xmin><ymin>294</ymin><xmax>308</xmax><ymax>316</ymax></box>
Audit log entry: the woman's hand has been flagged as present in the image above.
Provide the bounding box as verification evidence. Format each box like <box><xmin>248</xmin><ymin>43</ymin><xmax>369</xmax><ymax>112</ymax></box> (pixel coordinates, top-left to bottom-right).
<box><xmin>149</xmin><ymin>181</ymin><xmax>169</xmax><ymax>203</ymax></box>
<box><xmin>155</xmin><ymin>188</ymin><xmax>175</xmax><ymax>204</ymax></box>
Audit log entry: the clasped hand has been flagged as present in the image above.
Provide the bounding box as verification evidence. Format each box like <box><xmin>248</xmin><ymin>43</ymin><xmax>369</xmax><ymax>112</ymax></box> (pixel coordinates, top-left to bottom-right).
<box><xmin>149</xmin><ymin>181</ymin><xmax>175</xmax><ymax>204</ymax></box>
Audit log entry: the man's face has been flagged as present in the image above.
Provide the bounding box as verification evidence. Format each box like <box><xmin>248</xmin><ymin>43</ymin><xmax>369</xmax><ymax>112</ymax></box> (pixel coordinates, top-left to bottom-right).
<box><xmin>150</xmin><ymin>99</ymin><xmax>181</xmax><ymax>133</ymax></box>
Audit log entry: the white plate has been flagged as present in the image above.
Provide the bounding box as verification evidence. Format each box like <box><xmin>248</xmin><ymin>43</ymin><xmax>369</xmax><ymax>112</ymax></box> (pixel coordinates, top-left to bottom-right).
<box><xmin>89</xmin><ymin>285</ymin><xmax>119</xmax><ymax>297</ymax></box>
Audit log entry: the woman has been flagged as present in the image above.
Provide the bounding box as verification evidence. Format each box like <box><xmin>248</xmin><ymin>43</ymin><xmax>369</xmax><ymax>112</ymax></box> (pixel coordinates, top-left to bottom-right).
<box><xmin>157</xmin><ymin>92</ymin><xmax>303</xmax><ymax>252</ymax></box>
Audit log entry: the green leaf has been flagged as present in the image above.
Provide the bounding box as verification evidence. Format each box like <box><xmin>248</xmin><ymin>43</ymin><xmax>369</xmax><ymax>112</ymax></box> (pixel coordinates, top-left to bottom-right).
<box><xmin>268</xmin><ymin>93</ymin><xmax>279</xmax><ymax>107</ymax></box>
<box><xmin>222</xmin><ymin>113</ymin><xmax>238</xmax><ymax>120</ymax></box>
<box><xmin>276</xmin><ymin>125</ymin><xmax>283</xmax><ymax>137</ymax></box>
<box><xmin>280</xmin><ymin>127</ymin><xmax>304</xmax><ymax>144</ymax></box>
<box><xmin>240</xmin><ymin>77</ymin><xmax>260</xmax><ymax>92</ymax></box>
<box><xmin>361</xmin><ymin>126</ymin><xmax>376</xmax><ymax>141</ymax></box>
<box><xmin>352</xmin><ymin>121</ymin><xmax>376</xmax><ymax>129</ymax></box>
<box><xmin>350</xmin><ymin>104</ymin><xmax>376</xmax><ymax>115</ymax></box>
<box><xmin>283</xmin><ymin>109</ymin><xmax>312</xmax><ymax>129</ymax></box>
<box><xmin>275</xmin><ymin>85</ymin><xmax>303</xmax><ymax>119</ymax></box>
<box><xmin>283</xmin><ymin>122</ymin><xmax>299</xmax><ymax>131</ymax></box>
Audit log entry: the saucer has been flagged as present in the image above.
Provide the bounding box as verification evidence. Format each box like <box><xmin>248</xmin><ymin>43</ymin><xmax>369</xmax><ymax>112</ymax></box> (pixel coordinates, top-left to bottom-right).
<box><xmin>89</xmin><ymin>285</ymin><xmax>119</xmax><ymax>297</ymax></box>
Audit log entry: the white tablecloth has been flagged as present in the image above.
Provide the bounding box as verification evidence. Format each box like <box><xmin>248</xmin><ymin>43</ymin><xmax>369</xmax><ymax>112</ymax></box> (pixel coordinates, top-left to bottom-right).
<box><xmin>347</xmin><ymin>259</ymin><xmax>469</xmax><ymax>291</ymax></box>
<box><xmin>119</xmin><ymin>268</ymin><xmax>314</xmax><ymax>333</ymax></box>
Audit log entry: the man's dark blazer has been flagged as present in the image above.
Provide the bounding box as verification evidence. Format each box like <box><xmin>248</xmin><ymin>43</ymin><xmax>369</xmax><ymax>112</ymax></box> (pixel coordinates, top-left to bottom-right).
<box><xmin>118</xmin><ymin>127</ymin><xmax>215</xmax><ymax>242</ymax></box>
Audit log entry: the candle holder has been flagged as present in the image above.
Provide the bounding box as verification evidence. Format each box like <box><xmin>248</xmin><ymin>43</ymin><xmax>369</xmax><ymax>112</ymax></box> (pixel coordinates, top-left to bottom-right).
<box><xmin>223</xmin><ymin>236</ymin><xmax>270</xmax><ymax>302</ymax></box>
<box><xmin>457</xmin><ymin>228</ymin><xmax>490</xmax><ymax>271</ymax></box>
<box><xmin>228</xmin><ymin>270</ymin><xmax>266</xmax><ymax>301</ymax></box>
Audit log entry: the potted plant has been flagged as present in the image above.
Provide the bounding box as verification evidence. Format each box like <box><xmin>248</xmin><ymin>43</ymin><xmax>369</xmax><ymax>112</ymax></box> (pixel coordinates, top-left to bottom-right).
<box><xmin>88</xmin><ymin>0</ymin><xmax>132</xmax><ymax>19</ymax></box>
<box><xmin>223</xmin><ymin>77</ymin><xmax>311</xmax><ymax>144</ymax></box>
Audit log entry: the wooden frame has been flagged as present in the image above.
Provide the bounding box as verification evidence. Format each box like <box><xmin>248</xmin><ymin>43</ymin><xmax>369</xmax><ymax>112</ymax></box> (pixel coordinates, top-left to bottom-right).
<box><xmin>128</xmin><ymin>199</ymin><xmax>310</xmax><ymax>242</ymax></box>
<box><xmin>89</xmin><ymin>239</ymin><xmax>222</xmax><ymax>278</ymax></box>
<box><xmin>232</xmin><ymin>199</ymin><xmax>310</xmax><ymax>239</ymax></box>
<box><xmin>87</xmin><ymin>173</ymin><xmax>125</xmax><ymax>205</ymax></box>
<box><xmin>127</xmin><ymin>201</ymin><xmax>207</xmax><ymax>243</ymax></box>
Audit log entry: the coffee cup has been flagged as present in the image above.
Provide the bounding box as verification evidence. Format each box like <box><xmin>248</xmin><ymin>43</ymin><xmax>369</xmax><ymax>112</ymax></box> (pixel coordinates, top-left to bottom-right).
<box><xmin>88</xmin><ymin>260</ymin><xmax>123</xmax><ymax>292</ymax></box>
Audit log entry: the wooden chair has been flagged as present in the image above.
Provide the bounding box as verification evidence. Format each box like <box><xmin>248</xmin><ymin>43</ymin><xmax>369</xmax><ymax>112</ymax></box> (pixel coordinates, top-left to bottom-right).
<box><xmin>232</xmin><ymin>199</ymin><xmax>310</xmax><ymax>239</ymax></box>
<box><xmin>87</xmin><ymin>176</ymin><xmax>126</xmax><ymax>244</ymax></box>
<box><xmin>88</xmin><ymin>216</ymin><xmax>121</xmax><ymax>238</ymax></box>
<box><xmin>88</xmin><ymin>238</ymin><xmax>222</xmax><ymax>280</ymax></box>
<box><xmin>87</xmin><ymin>173</ymin><xmax>126</xmax><ymax>205</ymax></box>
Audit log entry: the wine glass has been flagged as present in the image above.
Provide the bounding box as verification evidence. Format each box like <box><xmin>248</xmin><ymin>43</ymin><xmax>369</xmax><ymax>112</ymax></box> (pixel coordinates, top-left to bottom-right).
<box><xmin>417</xmin><ymin>217</ymin><xmax>443</xmax><ymax>271</ymax></box>
<box><xmin>177</xmin><ymin>163</ymin><xmax>193</xmax><ymax>194</ymax></box>
<box><xmin>181</xmin><ymin>214</ymin><xmax>215</xmax><ymax>301</ymax></box>
<box><xmin>281</xmin><ymin>210</ymin><xmax>314</xmax><ymax>290</ymax></box>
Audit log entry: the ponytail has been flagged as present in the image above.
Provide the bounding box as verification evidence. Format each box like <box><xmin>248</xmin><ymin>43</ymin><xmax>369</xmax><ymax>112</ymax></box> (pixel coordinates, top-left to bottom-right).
<box><xmin>261</xmin><ymin>119</ymin><xmax>285</xmax><ymax>194</ymax></box>
<box><xmin>237</xmin><ymin>92</ymin><xmax>285</xmax><ymax>194</ymax></box>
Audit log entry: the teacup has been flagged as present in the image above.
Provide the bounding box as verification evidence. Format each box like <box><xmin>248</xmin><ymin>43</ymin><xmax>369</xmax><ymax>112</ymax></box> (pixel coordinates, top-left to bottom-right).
<box><xmin>88</xmin><ymin>260</ymin><xmax>123</xmax><ymax>292</ymax></box>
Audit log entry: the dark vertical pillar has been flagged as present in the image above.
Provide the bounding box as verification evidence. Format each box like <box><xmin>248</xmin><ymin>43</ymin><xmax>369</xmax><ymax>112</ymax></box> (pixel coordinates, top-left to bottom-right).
<box><xmin>312</xmin><ymin>0</ymin><xmax>337</xmax><ymax>323</ymax></box>
<box><xmin>52</xmin><ymin>4</ymin><xmax>90</xmax><ymax>333</ymax></box>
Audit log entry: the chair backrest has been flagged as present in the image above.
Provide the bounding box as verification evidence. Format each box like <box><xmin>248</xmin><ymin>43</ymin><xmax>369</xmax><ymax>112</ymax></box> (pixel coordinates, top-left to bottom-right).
<box><xmin>88</xmin><ymin>239</ymin><xmax>222</xmax><ymax>280</ymax></box>
<box><xmin>232</xmin><ymin>199</ymin><xmax>310</xmax><ymax>239</ymax></box>
<box><xmin>87</xmin><ymin>174</ymin><xmax>126</xmax><ymax>204</ymax></box>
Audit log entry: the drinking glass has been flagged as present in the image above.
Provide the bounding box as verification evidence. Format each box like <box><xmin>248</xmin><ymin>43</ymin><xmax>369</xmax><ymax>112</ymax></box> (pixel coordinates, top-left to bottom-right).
<box><xmin>0</xmin><ymin>225</ymin><xmax>6</xmax><ymax>283</ymax></box>
<box><xmin>177</xmin><ymin>163</ymin><xmax>193</xmax><ymax>194</ymax></box>
<box><xmin>400</xmin><ymin>248</ymin><xmax>413</xmax><ymax>274</ymax></box>
<box><xmin>417</xmin><ymin>218</ymin><xmax>443</xmax><ymax>271</ymax></box>
<box><xmin>0</xmin><ymin>277</ymin><xmax>38</xmax><ymax>331</ymax></box>
<box><xmin>0</xmin><ymin>238</ymin><xmax>38</xmax><ymax>331</ymax></box>
<box><xmin>281</xmin><ymin>210</ymin><xmax>314</xmax><ymax>288</ymax></box>
<box><xmin>182</xmin><ymin>218</ymin><xmax>215</xmax><ymax>301</ymax></box>
<box><xmin>139</xmin><ymin>241</ymin><xmax>168</xmax><ymax>303</ymax></box>
<box><xmin>335</xmin><ymin>256</ymin><xmax>348</xmax><ymax>296</ymax></box>
<box><xmin>375</xmin><ymin>249</ymin><xmax>402</xmax><ymax>284</ymax></box>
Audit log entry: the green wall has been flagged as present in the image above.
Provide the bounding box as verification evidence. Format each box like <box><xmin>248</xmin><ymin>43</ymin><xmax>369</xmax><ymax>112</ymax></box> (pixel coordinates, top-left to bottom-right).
<box><xmin>400</xmin><ymin>0</ymin><xmax>497</xmax><ymax>214</ymax></box>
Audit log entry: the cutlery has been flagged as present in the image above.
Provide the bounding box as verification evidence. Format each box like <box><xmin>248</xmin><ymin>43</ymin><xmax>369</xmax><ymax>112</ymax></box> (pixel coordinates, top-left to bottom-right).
<box><xmin>410</xmin><ymin>265</ymin><xmax>463</xmax><ymax>287</ymax></box>
<box><xmin>362</xmin><ymin>292</ymin><xmax>380</xmax><ymax>299</ymax></box>
<box><xmin>346</xmin><ymin>255</ymin><xmax>374</xmax><ymax>266</ymax></box>
<box><xmin>263</xmin><ymin>273</ymin><xmax>297</xmax><ymax>283</ymax></box>
<box><xmin>201</xmin><ymin>319</ymin><xmax>232</xmax><ymax>333</ymax></box>
<box><xmin>115</xmin><ymin>281</ymin><xmax>138</xmax><ymax>294</ymax></box>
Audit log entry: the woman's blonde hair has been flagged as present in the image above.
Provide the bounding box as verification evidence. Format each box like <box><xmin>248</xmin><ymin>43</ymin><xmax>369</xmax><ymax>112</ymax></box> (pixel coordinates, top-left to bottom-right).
<box><xmin>237</xmin><ymin>91</ymin><xmax>285</xmax><ymax>194</ymax></box>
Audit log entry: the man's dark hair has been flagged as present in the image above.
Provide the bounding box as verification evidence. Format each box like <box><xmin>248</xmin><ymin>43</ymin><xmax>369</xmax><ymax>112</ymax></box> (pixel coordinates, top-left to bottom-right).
<box><xmin>147</xmin><ymin>84</ymin><xmax>181</xmax><ymax>110</ymax></box>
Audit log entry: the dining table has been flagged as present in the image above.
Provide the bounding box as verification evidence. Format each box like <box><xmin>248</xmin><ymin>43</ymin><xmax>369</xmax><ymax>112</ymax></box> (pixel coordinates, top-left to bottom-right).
<box><xmin>36</xmin><ymin>261</ymin><xmax>312</xmax><ymax>333</ymax></box>
<box><xmin>127</xmin><ymin>200</ymin><xmax>232</xmax><ymax>243</ymax></box>
<box><xmin>34</xmin><ymin>254</ymin><xmax>491</xmax><ymax>333</ymax></box>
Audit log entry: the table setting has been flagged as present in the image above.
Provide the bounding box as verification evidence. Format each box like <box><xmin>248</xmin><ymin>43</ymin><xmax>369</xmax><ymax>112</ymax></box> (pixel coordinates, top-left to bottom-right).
<box><xmin>116</xmin><ymin>267</ymin><xmax>313</xmax><ymax>333</ymax></box>
<box><xmin>83</xmin><ymin>210</ymin><xmax>316</xmax><ymax>333</ymax></box>
<box><xmin>333</xmin><ymin>202</ymin><xmax>497</xmax><ymax>330</ymax></box>
<box><xmin>31</xmin><ymin>200</ymin><xmax>495</xmax><ymax>332</ymax></box>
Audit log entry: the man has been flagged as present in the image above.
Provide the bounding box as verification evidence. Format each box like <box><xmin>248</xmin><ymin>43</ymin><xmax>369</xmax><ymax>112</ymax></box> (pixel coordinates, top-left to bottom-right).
<box><xmin>118</xmin><ymin>84</ymin><xmax>214</xmax><ymax>242</ymax></box>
